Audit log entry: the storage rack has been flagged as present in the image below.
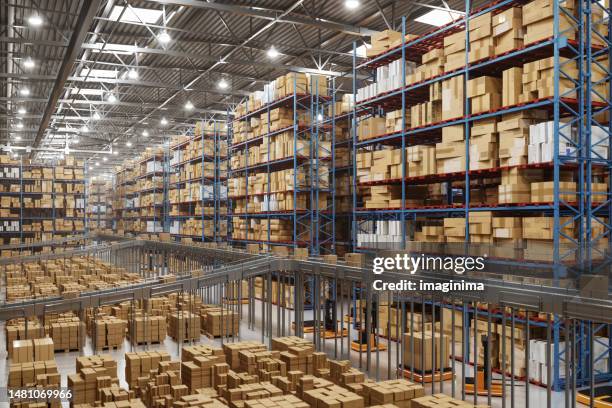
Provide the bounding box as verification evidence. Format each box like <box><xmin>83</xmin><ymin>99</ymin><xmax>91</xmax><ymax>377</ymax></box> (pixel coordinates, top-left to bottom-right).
<box><xmin>327</xmin><ymin>77</ymin><xmax>357</xmax><ymax>256</ymax></box>
<box><xmin>350</xmin><ymin>0</ymin><xmax>612</xmax><ymax>391</ymax></box>
<box><xmin>113</xmin><ymin>148</ymin><xmax>168</xmax><ymax>236</ymax></box>
<box><xmin>0</xmin><ymin>156</ymin><xmax>86</xmax><ymax>256</ymax></box>
<box><xmin>227</xmin><ymin>74</ymin><xmax>332</xmax><ymax>254</ymax></box>
<box><xmin>168</xmin><ymin>121</ymin><xmax>228</xmax><ymax>242</ymax></box>
<box><xmin>86</xmin><ymin>178</ymin><xmax>112</xmax><ymax>233</ymax></box>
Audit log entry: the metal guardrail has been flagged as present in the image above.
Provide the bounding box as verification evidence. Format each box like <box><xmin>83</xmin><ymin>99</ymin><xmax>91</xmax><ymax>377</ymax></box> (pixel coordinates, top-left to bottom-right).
<box><xmin>0</xmin><ymin>237</ymin><xmax>611</xmax><ymax>322</ymax></box>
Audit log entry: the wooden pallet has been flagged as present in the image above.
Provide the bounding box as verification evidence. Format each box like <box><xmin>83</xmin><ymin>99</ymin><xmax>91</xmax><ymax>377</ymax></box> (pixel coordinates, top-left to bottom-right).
<box><xmin>203</xmin><ymin>331</ymin><xmax>237</xmax><ymax>339</ymax></box>
<box><xmin>96</xmin><ymin>344</ymin><xmax>121</xmax><ymax>351</ymax></box>
<box><xmin>350</xmin><ymin>341</ymin><xmax>388</xmax><ymax>352</ymax></box>
<box><xmin>55</xmin><ymin>348</ymin><xmax>80</xmax><ymax>353</ymax></box>
<box><xmin>401</xmin><ymin>367</ymin><xmax>454</xmax><ymax>383</ymax></box>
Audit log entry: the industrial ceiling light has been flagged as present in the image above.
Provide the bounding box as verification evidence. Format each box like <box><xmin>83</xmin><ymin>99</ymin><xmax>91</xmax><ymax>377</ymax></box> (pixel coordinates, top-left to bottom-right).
<box><xmin>95</xmin><ymin>162</ymin><xmax>100</xmax><ymax>166</ymax></box>
<box><xmin>20</xmin><ymin>88</ymin><xmax>30</xmax><ymax>96</ymax></box>
<box><xmin>72</xmin><ymin>137</ymin><xmax>79</xmax><ymax>144</ymax></box>
<box><xmin>17</xmin><ymin>107</ymin><xmax>26</xmax><ymax>115</ymax></box>
<box><xmin>103</xmin><ymin>157</ymin><xmax>108</xmax><ymax>162</ymax></box>
<box><xmin>16</xmin><ymin>122</ymin><xmax>24</xmax><ymax>129</ymax></box>
<box><xmin>160</xmin><ymin>117</ymin><xmax>168</xmax><ymax>126</ymax></box>
<box><xmin>92</xmin><ymin>112</ymin><xmax>101</xmax><ymax>120</ymax></box>
<box><xmin>184</xmin><ymin>100</ymin><xmax>194</xmax><ymax>110</ymax></box>
<box><xmin>142</xmin><ymin>130</ymin><xmax>149</xmax><ymax>137</ymax></box>
<box><xmin>317</xmin><ymin>113</ymin><xmax>323</xmax><ymax>122</ymax></box>
<box><xmin>158</xmin><ymin>30</ymin><xmax>171</xmax><ymax>44</ymax></box>
<box><xmin>15</xmin><ymin>135</ymin><xmax>22</xmax><ymax>141</ymax></box>
<box><xmin>28</xmin><ymin>15</ymin><xmax>43</xmax><ymax>26</ymax></box>
<box><xmin>126</xmin><ymin>141</ymin><xmax>133</xmax><ymax>147</ymax></box>
<box><xmin>267</xmin><ymin>46</ymin><xmax>279</xmax><ymax>58</ymax></box>
<box><xmin>81</xmin><ymin>125</ymin><xmax>89</xmax><ymax>132</ymax></box>
<box><xmin>23</xmin><ymin>58</ymin><xmax>35</xmax><ymax>69</ymax></box>
<box><xmin>89</xmin><ymin>166</ymin><xmax>93</xmax><ymax>170</ymax></box>
<box><xmin>218</xmin><ymin>78</ymin><xmax>229</xmax><ymax>89</ymax></box>
<box><xmin>107</xmin><ymin>93</ymin><xmax>117</xmax><ymax>103</ymax></box>
<box><xmin>112</xmin><ymin>150</ymin><xmax>118</xmax><ymax>155</ymax></box>
<box><xmin>345</xmin><ymin>0</ymin><xmax>360</xmax><ymax>9</ymax></box>
<box><xmin>127</xmin><ymin>68</ymin><xmax>139</xmax><ymax>79</ymax></box>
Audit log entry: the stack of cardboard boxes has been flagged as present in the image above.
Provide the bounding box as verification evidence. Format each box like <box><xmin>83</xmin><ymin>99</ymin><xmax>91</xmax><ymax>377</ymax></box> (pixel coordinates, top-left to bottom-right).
<box><xmin>8</xmin><ymin>360</ymin><xmax>60</xmax><ymax>388</ymax></box>
<box><xmin>469</xmin><ymin>119</ymin><xmax>498</xmax><ymax>170</ymax></box>
<box><xmin>49</xmin><ymin>316</ymin><xmax>84</xmax><ymax>351</ymax></box>
<box><xmin>522</xmin><ymin>57</ymin><xmax>578</xmax><ymax>101</ymax></box>
<box><xmin>494</xmin><ymin>7</ymin><xmax>524</xmax><ymax>54</ymax></box>
<box><xmin>523</xmin><ymin>0</ymin><xmax>576</xmax><ymax>44</ymax></box>
<box><xmin>362</xmin><ymin>379</ymin><xmax>426</xmax><ymax>407</ymax></box>
<box><xmin>68</xmin><ymin>355</ymin><xmax>119</xmax><ymax>405</ymax></box>
<box><xmin>201</xmin><ymin>307</ymin><xmax>240</xmax><ymax>337</ymax></box>
<box><xmin>443</xmin><ymin>31</ymin><xmax>466</xmax><ymax>72</ymax></box>
<box><xmin>168</xmin><ymin>311</ymin><xmax>201</xmax><ymax>342</ymax></box>
<box><xmin>436</xmin><ymin>125</ymin><xmax>465</xmax><ymax>173</ymax></box>
<box><xmin>498</xmin><ymin>110</ymin><xmax>548</xmax><ymax>166</ymax></box>
<box><xmin>11</xmin><ymin>338</ymin><xmax>54</xmax><ymax>363</ymax></box>
<box><xmin>468</xmin><ymin>12</ymin><xmax>494</xmax><ymax>64</ymax></box>
<box><xmin>94</xmin><ymin>317</ymin><xmax>127</xmax><ymax>349</ymax></box>
<box><xmin>402</xmin><ymin>331</ymin><xmax>451</xmax><ymax>373</ymax></box>
<box><xmin>412</xmin><ymin>394</ymin><xmax>490</xmax><ymax>408</ymax></box>
<box><xmin>125</xmin><ymin>351</ymin><xmax>172</xmax><ymax>388</ymax></box>
<box><xmin>128</xmin><ymin>315</ymin><xmax>166</xmax><ymax>344</ymax></box>
<box><xmin>467</xmin><ymin>76</ymin><xmax>501</xmax><ymax>114</ymax></box>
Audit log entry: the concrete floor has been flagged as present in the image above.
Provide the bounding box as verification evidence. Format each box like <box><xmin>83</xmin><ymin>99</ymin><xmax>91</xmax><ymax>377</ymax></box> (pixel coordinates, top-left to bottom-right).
<box><xmin>0</xmin><ymin>299</ymin><xmax>587</xmax><ymax>408</ymax></box>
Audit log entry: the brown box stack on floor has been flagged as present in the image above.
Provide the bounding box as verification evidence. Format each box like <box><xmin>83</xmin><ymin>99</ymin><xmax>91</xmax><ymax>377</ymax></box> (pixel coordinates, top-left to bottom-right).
<box><xmin>402</xmin><ymin>331</ymin><xmax>451</xmax><ymax>373</ymax></box>
<box><xmin>5</xmin><ymin>320</ymin><xmax>44</xmax><ymax>356</ymax></box>
<box><xmin>245</xmin><ymin>395</ymin><xmax>310</xmax><ymax>408</ymax></box>
<box><xmin>362</xmin><ymin>380</ymin><xmax>425</xmax><ymax>407</ymax></box>
<box><xmin>202</xmin><ymin>308</ymin><xmax>240</xmax><ymax>337</ymax></box>
<box><xmin>182</xmin><ymin>352</ymin><xmax>227</xmax><ymax>392</ymax></box>
<box><xmin>183</xmin><ymin>344</ymin><xmax>226</xmax><ymax>363</ymax></box>
<box><xmin>128</xmin><ymin>315</ymin><xmax>166</xmax><ymax>343</ymax></box>
<box><xmin>411</xmin><ymin>393</ymin><xmax>490</xmax><ymax>408</ymax></box>
<box><xmin>223</xmin><ymin>341</ymin><xmax>268</xmax><ymax>370</ymax></box>
<box><xmin>172</xmin><ymin>393</ymin><xmax>230</xmax><ymax>408</ymax></box>
<box><xmin>300</xmin><ymin>384</ymin><xmax>365</xmax><ymax>408</ymax></box>
<box><xmin>124</xmin><ymin>351</ymin><xmax>172</xmax><ymax>389</ymax></box>
<box><xmin>222</xmin><ymin>382</ymin><xmax>284</xmax><ymax>408</ymax></box>
<box><xmin>8</xmin><ymin>360</ymin><xmax>59</xmax><ymax>388</ymax></box>
<box><xmin>49</xmin><ymin>316</ymin><xmax>84</xmax><ymax>351</ymax></box>
<box><xmin>168</xmin><ymin>311</ymin><xmax>201</xmax><ymax>342</ymax></box>
<box><xmin>68</xmin><ymin>355</ymin><xmax>119</xmax><ymax>405</ymax></box>
<box><xmin>94</xmin><ymin>316</ymin><xmax>127</xmax><ymax>349</ymax></box>
<box><xmin>135</xmin><ymin>360</ymin><xmax>182</xmax><ymax>407</ymax></box>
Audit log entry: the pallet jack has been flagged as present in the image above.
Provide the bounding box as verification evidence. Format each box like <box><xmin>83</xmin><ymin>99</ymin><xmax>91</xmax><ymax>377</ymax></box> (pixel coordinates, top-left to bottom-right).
<box><xmin>351</xmin><ymin>300</ymin><xmax>387</xmax><ymax>352</ymax></box>
<box><xmin>577</xmin><ymin>386</ymin><xmax>612</xmax><ymax>408</ymax></box>
<box><xmin>295</xmin><ymin>294</ymin><xmax>348</xmax><ymax>338</ymax></box>
<box><xmin>465</xmin><ymin>334</ymin><xmax>503</xmax><ymax>396</ymax></box>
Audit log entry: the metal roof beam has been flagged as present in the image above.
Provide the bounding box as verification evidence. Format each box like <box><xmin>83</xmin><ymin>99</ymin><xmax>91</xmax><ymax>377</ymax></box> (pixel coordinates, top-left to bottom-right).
<box><xmin>30</xmin><ymin>0</ymin><xmax>104</xmax><ymax>155</ymax></box>
<box><xmin>145</xmin><ymin>0</ymin><xmax>378</xmax><ymax>37</ymax></box>
<box><xmin>81</xmin><ymin>43</ymin><xmax>350</xmax><ymax>74</ymax></box>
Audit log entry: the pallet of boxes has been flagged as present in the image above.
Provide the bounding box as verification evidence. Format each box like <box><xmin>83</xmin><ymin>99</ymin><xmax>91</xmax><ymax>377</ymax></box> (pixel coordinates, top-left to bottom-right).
<box><xmin>169</xmin><ymin>311</ymin><xmax>201</xmax><ymax>342</ymax></box>
<box><xmin>200</xmin><ymin>305</ymin><xmax>240</xmax><ymax>338</ymax></box>
<box><xmin>68</xmin><ymin>355</ymin><xmax>120</xmax><ymax>405</ymax></box>
<box><xmin>8</xmin><ymin>338</ymin><xmax>60</xmax><ymax>407</ymax></box>
<box><xmin>128</xmin><ymin>314</ymin><xmax>167</xmax><ymax>344</ymax></box>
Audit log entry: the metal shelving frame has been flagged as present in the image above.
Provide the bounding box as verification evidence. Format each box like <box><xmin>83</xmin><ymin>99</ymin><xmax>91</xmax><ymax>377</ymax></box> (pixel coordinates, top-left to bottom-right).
<box><xmin>0</xmin><ymin>158</ymin><xmax>86</xmax><ymax>253</ymax></box>
<box><xmin>228</xmin><ymin>75</ymin><xmax>331</xmax><ymax>254</ymax></box>
<box><xmin>349</xmin><ymin>0</ymin><xmax>612</xmax><ymax>392</ymax></box>
<box><xmin>167</xmin><ymin>122</ymin><xmax>226</xmax><ymax>243</ymax></box>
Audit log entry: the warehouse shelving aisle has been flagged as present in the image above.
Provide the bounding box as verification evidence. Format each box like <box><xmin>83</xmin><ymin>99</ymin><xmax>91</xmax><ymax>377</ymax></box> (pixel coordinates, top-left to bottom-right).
<box><xmin>168</xmin><ymin>121</ymin><xmax>228</xmax><ymax>242</ymax></box>
<box><xmin>228</xmin><ymin>73</ymin><xmax>333</xmax><ymax>254</ymax></box>
<box><xmin>349</xmin><ymin>0</ymin><xmax>612</xmax><ymax>396</ymax></box>
<box><xmin>0</xmin><ymin>156</ymin><xmax>86</xmax><ymax>256</ymax></box>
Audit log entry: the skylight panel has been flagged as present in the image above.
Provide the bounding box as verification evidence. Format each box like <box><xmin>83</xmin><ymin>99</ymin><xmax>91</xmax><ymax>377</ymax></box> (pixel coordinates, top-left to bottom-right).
<box><xmin>109</xmin><ymin>6</ymin><xmax>163</xmax><ymax>24</ymax></box>
<box><xmin>415</xmin><ymin>8</ymin><xmax>462</xmax><ymax>27</ymax></box>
